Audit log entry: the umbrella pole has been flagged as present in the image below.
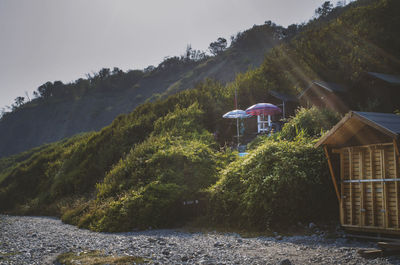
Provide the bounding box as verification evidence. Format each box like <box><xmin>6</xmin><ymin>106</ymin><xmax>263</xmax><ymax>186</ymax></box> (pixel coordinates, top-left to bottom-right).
<box><xmin>235</xmin><ymin>87</ymin><xmax>239</xmax><ymax>148</ymax></box>
<box><xmin>235</xmin><ymin>87</ymin><xmax>238</xmax><ymax>109</ymax></box>
<box><xmin>236</xmin><ymin>118</ymin><xmax>240</xmax><ymax>148</ymax></box>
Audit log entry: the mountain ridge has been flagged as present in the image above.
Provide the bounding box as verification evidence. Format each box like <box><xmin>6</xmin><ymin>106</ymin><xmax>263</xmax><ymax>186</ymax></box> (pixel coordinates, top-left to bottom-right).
<box><xmin>0</xmin><ymin>21</ymin><xmax>285</xmax><ymax>158</ymax></box>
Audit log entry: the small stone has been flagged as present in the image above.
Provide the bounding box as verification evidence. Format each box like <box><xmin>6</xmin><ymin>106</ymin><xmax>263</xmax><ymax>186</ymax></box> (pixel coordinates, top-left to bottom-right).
<box><xmin>214</xmin><ymin>242</ymin><xmax>223</xmax><ymax>247</ymax></box>
<box><xmin>237</xmin><ymin>239</ymin><xmax>243</xmax><ymax>243</ymax></box>
<box><xmin>279</xmin><ymin>258</ymin><xmax>292</xmax><ymax>265</ymax></box>
<box><xmin>275</xmin><ymin>235</ymin><xmax>283</xmax><ymax>240</ymax></box>
<box><xmin>162</xmin><ymin>250</ymin><xmax>170</xmax><ymax>255</ymax></box>
<box><xmin>148</xmin><ymin>238</ymin><xmax>157</xmax><ymax>243</ymax></box>
<box><xmin>181</xmin><ymin>256</ymin><xmax>189</xmax><ymax>262</ymax></box>
<box><xmin>199</xmin><ymin>258</ymin><xmax>215</xmax><ymax>265</ymax></box>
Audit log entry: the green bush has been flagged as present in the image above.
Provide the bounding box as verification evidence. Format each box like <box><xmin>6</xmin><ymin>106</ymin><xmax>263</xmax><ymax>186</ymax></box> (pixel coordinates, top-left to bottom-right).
<box><xmin>87</xmin><ymin>182</ymin><xmax>185</xmax><ymax>232</ymax></box>
<box><xmin>153</xmin><ymin>103</ymin><xmax>205</xmax><ymax>136</ymax></box>
<box><xmin>280</xmin><ymin>107</ymin><xmax>340</xmax><ymax>141</ymax></box>
<box><xmin>97</xmin><ymin>134</ymin><xmax>218</xmax><ymax>196</ymax></box>
<box><xmin>0</xmin><ymin>134</ymin><xmax>91</xmax><ymax>213</ymax></box>
<box><xmin>209</xmin><ymin>137</ymin><xmax>337</xmax><ymax>230</ymax></box>
<box><xmin>97</xmin><ymin>103</ymin><xmax>218</xmax><ymax>199</ymax></box>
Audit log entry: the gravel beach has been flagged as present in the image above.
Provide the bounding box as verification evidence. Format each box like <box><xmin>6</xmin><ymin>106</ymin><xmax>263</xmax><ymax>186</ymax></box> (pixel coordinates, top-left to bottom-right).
<box><xmin>1</xmin><ymin>215</ymin><xmax>400</xmax><ymax>264</ymax></box>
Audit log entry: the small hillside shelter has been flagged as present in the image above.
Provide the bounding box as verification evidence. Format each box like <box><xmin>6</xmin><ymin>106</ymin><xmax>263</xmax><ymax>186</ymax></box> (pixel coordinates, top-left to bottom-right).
<box><xmin>316</xmin><ymin>111</ymin><xmax>400</xmax><ymax>235</ymax></box>
<box><xmin>268</xmin><ymin>90</ymin><xmax>298</xmax><ymax>119</ymax></box>
<box><xmin>298</xmin><ymin>81</ymin><xmax>349</xmax><ymax>114</ymax></box>
<box><xmin>363</xmin><ymin>72</ymin><xmax>400</xmax><ymax>112</ymax></box>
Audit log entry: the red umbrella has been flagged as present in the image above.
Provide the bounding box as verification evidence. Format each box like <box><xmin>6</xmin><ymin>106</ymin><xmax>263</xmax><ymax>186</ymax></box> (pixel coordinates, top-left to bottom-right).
<box><xmin>245</xmin><ymin>103</ymin><xmax>281</xmax><ymax>116</ymax></box>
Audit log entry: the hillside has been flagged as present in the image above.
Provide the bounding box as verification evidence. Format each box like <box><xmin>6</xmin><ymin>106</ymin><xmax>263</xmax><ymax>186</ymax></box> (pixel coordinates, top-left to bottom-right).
<box><xmin>0</xmin><ymin>22</ymin><xmax>284</xmax><ymax>158</ymax></box>
<box><xmin>1</xmin><ymin>0</ymin><xmax>399</xmax><ymax>232</ymax></box>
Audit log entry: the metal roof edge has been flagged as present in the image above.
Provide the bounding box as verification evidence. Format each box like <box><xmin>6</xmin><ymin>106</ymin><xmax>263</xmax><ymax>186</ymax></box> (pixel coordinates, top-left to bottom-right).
<box><xmin>313</xmin><ymin>81</ymin><xmax>333</xmax><ymax>93</ymax></box>
<box><xmin>269</xmin><ymin>90</ymin><xmax>298</xmax><ymax>102</ymax></box>
<box><xmin>352</xmin><ymin>112</ymin><xmax>399</xmax><ymax>139</ymax></box>
<box><xmin>367</xmin><ymin>72</ymin><xmax>400</xmax><ymax>85</ymax></box>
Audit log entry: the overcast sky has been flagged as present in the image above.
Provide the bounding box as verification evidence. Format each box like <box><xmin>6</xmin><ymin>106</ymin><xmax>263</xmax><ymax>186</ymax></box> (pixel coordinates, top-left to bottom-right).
<box><xmin>0</xmin><ymin>0</ymin><xmax>343</xmax><ymax>109</ymax></box>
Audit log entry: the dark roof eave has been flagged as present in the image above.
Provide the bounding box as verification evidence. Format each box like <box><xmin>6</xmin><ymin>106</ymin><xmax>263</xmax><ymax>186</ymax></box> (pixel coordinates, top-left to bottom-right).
<box><xmin>269</xmin><ymin>90</ymin><xmax>298</xmax><ymax>102</ymax></box>
<box><xmin>298</xmin><ymin>80</ymin><xmax>346</xmax><ymax>99</ymax></box>
<box><xmin>315</xmin><ymin>111</ymin><xmax>400</xmax><ymax>148</ymax></box>
<box><xmin>368</xmin><ymin>72</ymin><xmax>400</xmax><ymax>85</ymax></box>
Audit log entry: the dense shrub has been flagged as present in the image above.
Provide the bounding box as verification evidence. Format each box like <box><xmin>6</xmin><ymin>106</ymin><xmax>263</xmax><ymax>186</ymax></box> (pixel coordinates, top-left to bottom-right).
<box><xmin>0</xmin><ymin>134</ymin><xmax>91</xmax><ymax>213</ymax></box>
<box><xmin>74</xmin><ymin>182</ymin><xmax>185</xmax><ymax>232</ymax></box>
<box><xmin>280</xmin><ymin>107</ymin><xmax>340</xmax><ymax>141</ymax></box>
<box><xmin>209</xmin><ymin>137</ymin><xmax>338</xmax><ymax>230</ymax></box>
<box><xmin>96</xmin><ymin>103</ymin><xmax>218</xmax><ymax>198</ymax></box>
<box><xmin>153</xmin><ymin>103</ymin><xmax>205</xmax><ymax>136</ymax></box>
<box><xmin>96</xmin><ymin>135</ymin><xmax>218</xmax><ymax>197</ymax></box>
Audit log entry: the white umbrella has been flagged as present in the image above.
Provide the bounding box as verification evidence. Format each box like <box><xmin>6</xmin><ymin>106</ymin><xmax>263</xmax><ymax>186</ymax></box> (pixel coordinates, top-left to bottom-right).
<box><xmin>222</xmin><ymin>109</ymin><xmax>252</xmax><ymax>119</ymax></box>
<box><xmin>222</xmin><ymin>109</ymin><xmax>251</xmax><ymax>147</ymax></box>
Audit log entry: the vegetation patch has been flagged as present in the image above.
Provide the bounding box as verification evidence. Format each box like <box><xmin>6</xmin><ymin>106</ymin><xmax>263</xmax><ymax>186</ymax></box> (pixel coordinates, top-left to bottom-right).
<box><xmin>0</xmin><ymin>251</ymin><xmax>21</xmax><ymax>263</ymax></box>
<box><xmin>209</xmin><ymin>137</ymin><xmax>338</xmax><ymax>230</ymax></box>
<box><xmin>56</xmin><ymin>250</ymin><xmax>149</xmax><ymax>265</ymax></box>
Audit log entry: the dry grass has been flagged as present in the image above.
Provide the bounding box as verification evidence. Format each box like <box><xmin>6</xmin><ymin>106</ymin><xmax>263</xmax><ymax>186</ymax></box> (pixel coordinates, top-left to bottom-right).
<box><xmin>56</xmin><ymin>250</ymin><xmax>150</xmax><ymax>265</ymax></box>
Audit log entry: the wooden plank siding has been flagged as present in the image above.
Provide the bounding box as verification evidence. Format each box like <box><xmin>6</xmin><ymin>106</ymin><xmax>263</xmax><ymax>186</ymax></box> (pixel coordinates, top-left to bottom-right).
<box><xmin>394</xmin><ymin>139</ymin><xmax>400</xmax><ymax>228</ymax></box>
<box><xmin>316</xmin><ymin>112</ymin><xmax>400</xmax><ymax>235</ymax></box>
<box><xmin>339</xmin><ymin>143</ymin><xmax>400</xmax><ymax>234</ymax></box>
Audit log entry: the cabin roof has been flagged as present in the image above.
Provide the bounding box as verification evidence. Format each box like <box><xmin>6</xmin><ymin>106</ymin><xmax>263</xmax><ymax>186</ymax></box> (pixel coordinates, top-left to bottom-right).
<box><xmin>315</xmin><ymin>111</ymin><xmax>400</xmax><ymax>147</ymax></box>
<box><xmin>298</xmin><ymin>81</ymin><xmax>347</xmax><ymax>99</ymax></box>
<box><xmin>356</xmin><ymin>112</ymin><xmax>400</xmax><ymax>135</ymax></box>
<box><xmin>269</xmin><ymin>90</ymin><xmax>298</xmax><ymax>102</ymax></box>
<box><xmin>368</xmin><ymin>72</ymin><xmax>400</xmax><ymax>85</ymax></box>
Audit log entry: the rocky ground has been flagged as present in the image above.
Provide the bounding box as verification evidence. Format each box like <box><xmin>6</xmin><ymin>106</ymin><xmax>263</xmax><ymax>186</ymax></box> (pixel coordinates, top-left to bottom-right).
<box><xmin>1</xmin><ymin>215</ymin><xmax>400</xmax><ymax>264</ymax></box>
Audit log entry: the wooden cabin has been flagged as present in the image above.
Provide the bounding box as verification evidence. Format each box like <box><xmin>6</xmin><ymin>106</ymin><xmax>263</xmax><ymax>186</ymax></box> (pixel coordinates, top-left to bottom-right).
<box><xmin>298</xmin><ymin>81</ymin><xmax>349</xmax><ymax>114</ymax></box>
<box><xmin>316</xmin><ymin>111</ymin><xmax>400</xmax><ymax>235</ymax></box>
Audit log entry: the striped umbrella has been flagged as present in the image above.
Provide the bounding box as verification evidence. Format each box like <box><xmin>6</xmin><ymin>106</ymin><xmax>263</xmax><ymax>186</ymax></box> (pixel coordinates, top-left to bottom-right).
<box><xmin>245</xmin><ymin>103</ymin><xmax>281</xmax><ymax>116</ymax></box>
<box><xmin>246</xmin><ymin>103</ymin><xmax>281</xmax><ymax>133</ymax></box>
